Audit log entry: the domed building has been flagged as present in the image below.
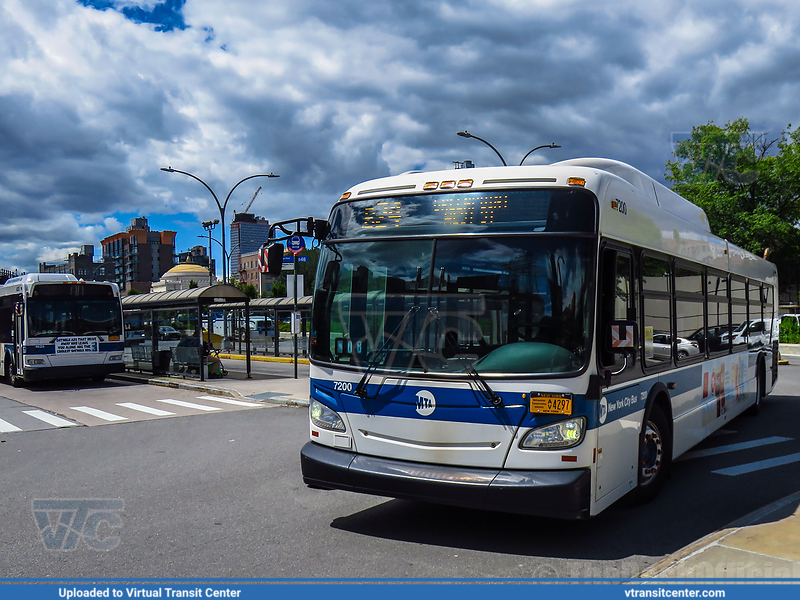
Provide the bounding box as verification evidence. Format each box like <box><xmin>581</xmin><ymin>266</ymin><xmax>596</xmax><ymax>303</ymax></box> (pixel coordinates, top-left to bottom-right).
<box><xmin>151</xmin><ymin>263</ymin><xmax>216</xmax><ymax>292</ymax></box>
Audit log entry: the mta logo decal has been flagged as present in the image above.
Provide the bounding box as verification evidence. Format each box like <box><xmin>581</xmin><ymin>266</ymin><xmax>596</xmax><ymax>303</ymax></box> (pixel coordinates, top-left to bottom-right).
<box><xmin>415</xmin><ymin>390</ymin><xmax>436</xmax><ymax>416</ymax></box>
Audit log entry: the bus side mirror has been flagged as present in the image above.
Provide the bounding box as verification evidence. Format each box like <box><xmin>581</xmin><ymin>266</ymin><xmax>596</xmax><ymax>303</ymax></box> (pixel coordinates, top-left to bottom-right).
<box><xmin>313</xmin><ymin>219</ymin><xmax>330</xmax><ymax>241</ymax></box>
<box><xmin>266</xmin><ymin>243</ymin><xmax>284</xmax><ymax>276</ymax></box>
<box><xmin>608</xmin><ymin>320</ymin><xmax>637</xmax><ymax>354</ymax></box>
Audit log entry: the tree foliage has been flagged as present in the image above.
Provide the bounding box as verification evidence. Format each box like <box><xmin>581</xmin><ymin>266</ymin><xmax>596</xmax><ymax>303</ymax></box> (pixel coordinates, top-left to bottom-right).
<box><xmin>666</xmin><ymin>118</ymin><xmax>800</xmax><ymax>268</ymax></box>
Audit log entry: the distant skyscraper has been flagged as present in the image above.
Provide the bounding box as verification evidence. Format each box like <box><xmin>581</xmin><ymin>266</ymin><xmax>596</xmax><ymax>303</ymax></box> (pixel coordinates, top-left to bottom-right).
<box><xmin>101</xmin><ymin>217</ymin><xmax>176</xmax><ymax>293</ymax></box>
<box><xmin>230</xmin><ymin>212</ymin><xmax>269</xmax><ymax>282</ymax></box>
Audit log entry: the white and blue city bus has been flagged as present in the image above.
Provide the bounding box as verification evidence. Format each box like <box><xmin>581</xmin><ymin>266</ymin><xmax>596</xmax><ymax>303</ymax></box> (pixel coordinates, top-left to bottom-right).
<box><xmin>300</xmin><ymin>158</ymin><xmax>778</xmax><ymax>519</ymax></box>
<box><xmin>0</xmin><ymin>274</ymin><xmax>125</xmax><ymax>386</ymax></box>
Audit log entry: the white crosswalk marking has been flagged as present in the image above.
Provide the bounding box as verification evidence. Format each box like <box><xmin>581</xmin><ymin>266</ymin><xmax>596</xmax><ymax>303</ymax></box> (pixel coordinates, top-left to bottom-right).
<box><xmin>713</xmin><ymin>452</ymin><xmax>800</xmax><ymax>476</ymax></box>
<box><xmin>678</xmin><ymin>436</ymin><xmax>792</xmax><ymax>462</ymax></box>
<box><xmin>157</xmin><ymin>399</ymin><xmax>221</xmax><ymax>411</ymax></box>
<box><xmin>22</xmin><ymin>410</ymin><xmax>77</xmax><ymax>428</ymax></box>
<box><xmin>196</xmin><ymin>395</ymin><xmax>262</xmax><ymax>407</ymax></box>
<box><xmin>70</xmin><ymin>406</ymin><xmax>128</xmax><ymax>422</ymax></box>
<box><xmin>117</xmin><ymin>402</ymin><xmax>175</xmax><ymax>416</ymax></box>
<box><xmin>0</xmin><ymin>417</ymin><xmax>22</xmax><ymax>433</ymax></box>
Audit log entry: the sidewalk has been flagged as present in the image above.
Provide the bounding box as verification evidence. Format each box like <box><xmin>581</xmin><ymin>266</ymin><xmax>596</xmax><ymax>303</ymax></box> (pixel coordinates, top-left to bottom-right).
<box><xmin>641</xmin><ymin>491</ymin><xmax>800</xmax><ymax>579</ymax></box>
<box><xmin>110</xmin><ymin>357</ymin><xmax>311</xmax><ymax>406</ymax></box>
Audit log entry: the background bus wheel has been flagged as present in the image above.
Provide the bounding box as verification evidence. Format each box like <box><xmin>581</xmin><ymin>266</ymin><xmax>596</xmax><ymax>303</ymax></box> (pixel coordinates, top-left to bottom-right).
<box><xmin>634</xmin><ymin>403</ymin><xmax>670</xmax><ymax>504</ymax></box>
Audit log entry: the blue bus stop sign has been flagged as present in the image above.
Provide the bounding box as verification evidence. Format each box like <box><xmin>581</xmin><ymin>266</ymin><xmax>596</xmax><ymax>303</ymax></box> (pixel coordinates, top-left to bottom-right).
<box><xmin>287</xmin><ymin>235</ymin><xmax>305</xmax><ymax>255</ymax></box>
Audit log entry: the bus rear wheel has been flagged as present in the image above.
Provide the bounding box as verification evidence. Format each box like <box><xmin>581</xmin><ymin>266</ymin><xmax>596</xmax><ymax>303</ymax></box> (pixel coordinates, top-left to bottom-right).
<box><xmin>745</xmin><ymin>362</ymin><xmax>764</xmax><ymax>416</ymax></box>
<box><xmin>634</xmin><ymin>403</ymin><xmax>670</xmax><ymax>504</ymax></box>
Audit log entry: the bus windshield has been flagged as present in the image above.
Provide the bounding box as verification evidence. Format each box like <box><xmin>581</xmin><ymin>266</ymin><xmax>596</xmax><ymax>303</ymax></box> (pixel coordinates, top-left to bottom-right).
<box><xmin>26</xmin><ymin>298</ymin><xmax>123</xmax><ymax>338</ymax></box>
<box><xmin>311</xmin><ymin>234</ymin><xmax>594</xmax><ymax>375</ymax></box>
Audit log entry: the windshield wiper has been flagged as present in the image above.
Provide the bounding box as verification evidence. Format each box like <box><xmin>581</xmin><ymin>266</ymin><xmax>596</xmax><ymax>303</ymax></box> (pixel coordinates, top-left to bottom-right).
<box><xmin>439</xmin><ymin>319</ymin><xmax>503</xmax><ymax>408</ymax></box>
<box><xmin>463</xmin><ymin>360</ymin><xmax>503</xmax><ymax>407</ymax></box>
<box><xmin>354</xmin><ymin>306</ymin><xmax>421</xmax><ymax>399</ymax></box>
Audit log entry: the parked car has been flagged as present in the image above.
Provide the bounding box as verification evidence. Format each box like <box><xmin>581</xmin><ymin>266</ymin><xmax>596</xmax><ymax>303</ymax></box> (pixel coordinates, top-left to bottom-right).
<box><xmin>724</xmin><ymin>319</ymin><xmax>778</xmax><ymax>348</ymax></box>
<box><xmin>652</xmin><ymin>333</ymin><xmax>700</xmax><ymax>359</ymax></box>
<box><xmin>687</xmin><ymin>325</ymin><xmax>730</xmax><ymax>353</ymax></box>
<box><xmin>158</xmin><ymin>326</ymin><xmax>182</xmax><ymax>341</ymax></box>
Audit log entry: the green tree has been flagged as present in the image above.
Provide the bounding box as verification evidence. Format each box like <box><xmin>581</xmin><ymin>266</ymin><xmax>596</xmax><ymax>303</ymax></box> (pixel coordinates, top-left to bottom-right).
<box><xmin>188</xmin><ymin>279</ymin><xmax>198</xmax><ymax>289</ymax></box>
<box><xmin>666</xmin><ymin>118</ymin><xmax>800</xmax><ymax>289</ymax></box>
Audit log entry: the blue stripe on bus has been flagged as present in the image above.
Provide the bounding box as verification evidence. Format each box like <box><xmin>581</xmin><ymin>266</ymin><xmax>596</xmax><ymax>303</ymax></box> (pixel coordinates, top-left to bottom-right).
<box><xmin>311</xmin><ymin>377</ymin><xmax>594</xmax><ymax>429</ymax></box>
<box><xmin>312</xmin><ymin>366</ymin><xmax>706</xmax><ymax>431</ymax></box>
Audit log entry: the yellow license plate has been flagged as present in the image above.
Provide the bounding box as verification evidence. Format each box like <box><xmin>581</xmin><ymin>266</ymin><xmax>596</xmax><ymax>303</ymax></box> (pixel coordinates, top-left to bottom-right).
<box><xmin>530</xmin><ymin>392</ymin><xmax>573</xmax><ymax>415</ymax></box>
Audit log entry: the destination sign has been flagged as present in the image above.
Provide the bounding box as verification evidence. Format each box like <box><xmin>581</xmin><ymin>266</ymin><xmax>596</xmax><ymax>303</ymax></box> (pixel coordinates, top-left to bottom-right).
<box><xmin>330</xmin><ymin>189</ymin><xmax>596</xmax><ymax>238</ymax></box>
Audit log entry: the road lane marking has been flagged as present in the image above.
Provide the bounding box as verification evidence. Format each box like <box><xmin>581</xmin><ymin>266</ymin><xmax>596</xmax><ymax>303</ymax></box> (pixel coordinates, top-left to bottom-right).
<box><xmin>117</xmin><ymin>402</ymin><xmax>175</xmax><ymax>416</ymax></box>
<box><xmin>70</xmin><ymin>406</ymin><xmax>128</xmax><ymax>422</ymax></box>
<box><xmin>0</xmin><ymin>417</ymin><xmax>22</xmax><ymax>432</ymax></box>
<box><xmin>677</xmin><ymin>436</ymin><xmax>793</xmax><ymax>461</ymax></box>
<box><xmin>196</xmin><ymin>395</ymin><xmax>262</xmax><ymax>407</ymax></box>
<box><xmin>22</xmin><ymin>410</ymin><xmax>77</xmax><ymax>428</ymax></box>
<box><xmin>713</xmin><ymin>452</ymin><xmax>800</xmax><ymax>476</ymax></box>
<box><xmin>157</xmin><ymin>399</ymin><xmax>221</xmax><ymax>412</ymax></box>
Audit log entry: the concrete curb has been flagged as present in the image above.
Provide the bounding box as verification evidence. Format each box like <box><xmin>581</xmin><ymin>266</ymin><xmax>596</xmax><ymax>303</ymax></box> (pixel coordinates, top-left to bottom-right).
<box><xmin>109</xmin><ymin>373</ymin><xmax>244</xmax><ymax>398</ymax></box>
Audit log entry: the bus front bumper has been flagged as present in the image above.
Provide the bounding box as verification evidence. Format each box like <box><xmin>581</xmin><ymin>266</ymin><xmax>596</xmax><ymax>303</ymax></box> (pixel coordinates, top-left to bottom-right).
<box><xmin>23</xmin><ymin>363</ymin><xmax>125</xmax><ymax>383</ymax></box>
<box><xmin>300</xmin><ymin>442</ymin><xmax>592</xmax><ymax>520</ymax></box>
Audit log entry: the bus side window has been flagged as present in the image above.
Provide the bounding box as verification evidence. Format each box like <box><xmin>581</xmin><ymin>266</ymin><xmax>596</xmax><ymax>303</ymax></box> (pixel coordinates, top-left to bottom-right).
<box><xmin>599</xmin><ymin>249</ymin><xmax>634</xmax><ymax>371</ymax></box>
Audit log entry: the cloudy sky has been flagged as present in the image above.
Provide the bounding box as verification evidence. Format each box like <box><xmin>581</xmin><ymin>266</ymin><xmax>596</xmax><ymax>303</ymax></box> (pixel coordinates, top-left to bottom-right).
<box><xmin>2</xmin><ymin>0</ymin><xmax>799</xmax><ymax>276</ymax></box>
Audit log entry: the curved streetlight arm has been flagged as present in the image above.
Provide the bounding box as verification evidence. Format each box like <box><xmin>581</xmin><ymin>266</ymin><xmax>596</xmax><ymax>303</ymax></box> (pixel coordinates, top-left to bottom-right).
<box><xmin>162</xmin><ymin>168</ymin><xmax>279</xmax><ymax>283</ymax></box>
<box><xmin>161</xmin><ymin>167</ymin><xmax>221</xmax><ymax>208</ymax></box>
<box><xmin>519</xmin><ymin>143</ymin><xmax>561</xmax><ymax>166</ymax></box>
<box><xmin>222</xmin><ymin>173</ymin><xmax>279</xmax><ymax>213</ymax></box>
<box><xmin>456</xmin><ymin>131</ymin><xmax>507</xmax><ymax>166</ymax></box>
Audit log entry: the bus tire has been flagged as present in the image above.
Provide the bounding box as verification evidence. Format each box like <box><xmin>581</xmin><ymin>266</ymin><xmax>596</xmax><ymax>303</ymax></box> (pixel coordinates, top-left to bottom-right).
<box><xmin>634</xmin><ymin>403</ymin><xmax>670</xmax><ymax>504</ymax></box>
<box><xmin>745</xmin><ymin>361</ymin><xmax>764</xmax><ymax>416</ymax></box>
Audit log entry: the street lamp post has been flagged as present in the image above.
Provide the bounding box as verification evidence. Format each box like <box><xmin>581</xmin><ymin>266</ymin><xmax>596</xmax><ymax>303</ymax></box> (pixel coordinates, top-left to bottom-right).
<box><xmin>519</xmin><ymin>143</ymin><xmax>561</xmax><ymax>165</ymax></box>
<box><xmin>201</xmin><ymin>219</ymin><xmax>219</xmax><ymax>286</ymax></box>
<box><xmin>457</xmin><ymin>131</ymin><xmax>561</xmax><ymax>166</ymax></box>
<box><xmin>457</xmin><ymin>130</ymin><xmax>507</xmax><ymax>166</ymax></box>
<box><xmin>160</xmin><ymin>167</ymin><xmax>279</xmax><ymax>283</ymax></box>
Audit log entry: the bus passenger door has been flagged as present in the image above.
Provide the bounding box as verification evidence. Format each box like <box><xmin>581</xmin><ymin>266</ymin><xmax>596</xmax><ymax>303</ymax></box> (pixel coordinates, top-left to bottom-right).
<box><xmin>595</xmin><ymin>247</ymin><xmax>640</xmax><ymax>505</ymax></box>
<box><xmin>12</xmin><ymin>302</ymin><xmax>24</xmax><ymax>380</ymax></box>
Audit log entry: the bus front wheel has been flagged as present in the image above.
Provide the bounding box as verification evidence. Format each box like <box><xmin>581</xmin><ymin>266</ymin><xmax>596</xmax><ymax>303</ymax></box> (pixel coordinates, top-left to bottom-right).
<box><xmin>634</xmin><ymin>403</ymin><xmax>671</xmax><ymax>504</ymax></box>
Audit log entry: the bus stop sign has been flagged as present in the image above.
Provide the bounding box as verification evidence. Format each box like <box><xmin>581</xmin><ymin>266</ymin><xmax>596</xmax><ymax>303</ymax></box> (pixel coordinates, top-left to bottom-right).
<box><xmin>287</xmin><ymin>235</ymin><xmax>305</xmax><ymax>255</ymax></box>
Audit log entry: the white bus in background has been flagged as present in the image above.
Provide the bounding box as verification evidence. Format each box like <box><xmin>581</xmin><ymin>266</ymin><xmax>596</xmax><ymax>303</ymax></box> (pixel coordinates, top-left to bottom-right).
<box><xmin>0</xmin><ymin>274</ymin><xmax>124</xmax><ymax>386</ymax></box>
<box><xmin>300</xmin><ymin>157</ymin><xmax>778</xmax><ymax>519</ymax></box>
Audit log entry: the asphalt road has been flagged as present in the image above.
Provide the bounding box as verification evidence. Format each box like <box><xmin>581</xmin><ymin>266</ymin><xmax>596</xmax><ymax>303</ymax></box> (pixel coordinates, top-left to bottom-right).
<box><xmin>1</xmin><ymin>365</ymin><xmax>799</xmax><ymax>579</ymax></box>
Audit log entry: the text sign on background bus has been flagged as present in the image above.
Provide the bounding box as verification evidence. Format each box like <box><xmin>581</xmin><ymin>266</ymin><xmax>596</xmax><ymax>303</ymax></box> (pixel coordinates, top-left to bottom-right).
<box><xmin>529</xmin><ymin>391</ymin><xmax>573</xmax><ymax>415</ymax></box>
<box><xmin>55</xmin><ymin>337</ymin><xmax>99</xmax><ymax>354</ymax></box>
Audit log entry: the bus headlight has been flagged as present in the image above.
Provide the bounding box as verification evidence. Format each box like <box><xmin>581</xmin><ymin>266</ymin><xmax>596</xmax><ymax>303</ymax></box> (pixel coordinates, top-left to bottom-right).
<box><xmin>25</xmin><ymin>358</ymin><xmax>46</xmax><ymax>366</ymax></box>
<box><xmin>310</xmin><ymin>399</ymin><xmax>346</xmax><ymax>432</ymax></box>
<box><xmin>520</xmin><ymin>417</ymin><xmax>586</xmax><ymax>450</ymax></box>
<box><xmin>108</xmin><ymin>354</ymin><xmax>123</xmax><ymax>361</ymax></box>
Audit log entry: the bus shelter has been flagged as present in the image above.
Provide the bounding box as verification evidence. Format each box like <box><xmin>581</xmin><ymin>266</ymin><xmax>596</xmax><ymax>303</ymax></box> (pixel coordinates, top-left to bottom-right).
<box><xmin>120</xmin><ymin>284</ymin><xmax>250</xmax><ymax>381</ymax></box>
<box><xmin>215</xmin><ymin>296</ymin><xmax>313</xmax><ymax>357</ymax></box>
